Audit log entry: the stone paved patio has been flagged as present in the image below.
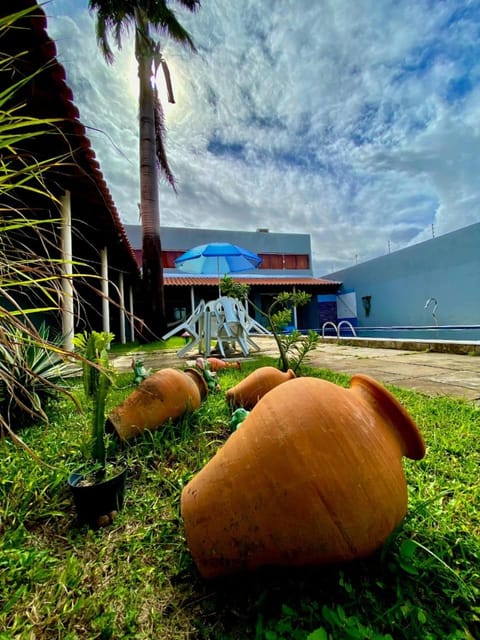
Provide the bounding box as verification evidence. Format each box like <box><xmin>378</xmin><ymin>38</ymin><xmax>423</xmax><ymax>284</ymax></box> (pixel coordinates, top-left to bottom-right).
<box><xmin>111</xmin><ymin>336</ymin><xmax>480</xmax><ymax>404</ymax></box>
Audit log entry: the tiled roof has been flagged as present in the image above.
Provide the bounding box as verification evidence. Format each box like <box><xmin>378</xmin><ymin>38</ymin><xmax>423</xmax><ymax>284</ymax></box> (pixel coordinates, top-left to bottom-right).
<box><xmin>3</xmin><ymin>0</ymin><xmax>139</xmax><ymax>275</ymax></box>
<box><xmin>164</xmin><ymin>276</ymin><xmax>340</xmax><ymax>287</ymax></box>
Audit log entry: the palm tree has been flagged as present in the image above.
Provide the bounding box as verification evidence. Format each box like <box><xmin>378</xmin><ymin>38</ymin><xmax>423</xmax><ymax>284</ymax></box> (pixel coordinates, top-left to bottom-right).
<box><xmin>88</xmin><ymin>0</ymin><xmax>200</xmax><ymax>338</ymax></box>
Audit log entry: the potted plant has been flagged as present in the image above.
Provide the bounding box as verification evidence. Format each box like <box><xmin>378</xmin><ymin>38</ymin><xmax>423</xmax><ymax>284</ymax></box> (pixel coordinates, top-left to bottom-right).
<box><xmin>68</xmin><ymin>330</ymin><xmax>127</xmax><ymax>527</ymax></box>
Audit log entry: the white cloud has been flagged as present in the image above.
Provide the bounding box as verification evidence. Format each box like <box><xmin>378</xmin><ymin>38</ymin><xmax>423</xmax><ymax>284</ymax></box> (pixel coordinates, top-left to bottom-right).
<box><xmin>48</xmin><ymin>0</ymin><xmax>480</xmax><ymax>274</ymax></box>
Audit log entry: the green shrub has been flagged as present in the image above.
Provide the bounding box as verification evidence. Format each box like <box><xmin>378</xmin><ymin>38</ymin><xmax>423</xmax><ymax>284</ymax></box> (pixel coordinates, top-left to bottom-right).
<box><xmin>0</xmin><ymin>322</ymin><xmax>69</xmax><ymax>430</ymax></box>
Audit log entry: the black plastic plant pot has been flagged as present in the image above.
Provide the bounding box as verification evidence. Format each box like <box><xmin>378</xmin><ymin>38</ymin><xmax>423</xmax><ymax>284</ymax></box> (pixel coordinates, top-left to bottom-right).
<box><xmin>68</xmin><ymin>467</ymin><xmax>127</xmax><ymax>527</ymax></box>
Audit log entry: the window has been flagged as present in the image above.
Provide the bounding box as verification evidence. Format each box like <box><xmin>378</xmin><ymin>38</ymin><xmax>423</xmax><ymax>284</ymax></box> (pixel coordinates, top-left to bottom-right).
<box><xmin>284</xmin><ymin>254</ymin><xmax>309</xmax><ymax>269</ymax></box>
<box><xmin>258</xmin><ymin>253</ymin><xmax>309</xmax><ymax>270</ymax></box>
<box><xmin>259</xmin><ymin>254</ymin><xmax>283</xmax><ymax>269</ymax></box>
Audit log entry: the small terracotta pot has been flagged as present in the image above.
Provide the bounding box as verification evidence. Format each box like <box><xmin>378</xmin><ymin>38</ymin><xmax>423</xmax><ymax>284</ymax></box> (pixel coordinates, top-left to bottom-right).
<box><xmin>108</xmin><ymin>368</ymin><xmax>207</xmax><ymax>440</ymax></box>
<box><xmin>225</xmin><ymin>366</ymin><xmax>296</xmax><ymax>409</ymax></box>
<box><xmin>181</xmin><ymin>373</ymin><xmax>425</xmax><ymax>578</ymax></box>
<box><xmin>197</xmin><ymin>357</ymin><xmax>241</xmax><ymax>372</ymax></box>
<box><xmin>206</xmin><ymin>357</ymin><xmax>241</xmax><ymax>371</ymax></box>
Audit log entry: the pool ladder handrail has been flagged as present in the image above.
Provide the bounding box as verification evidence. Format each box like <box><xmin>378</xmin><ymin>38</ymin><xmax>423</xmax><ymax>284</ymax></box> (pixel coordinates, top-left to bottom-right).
<box><xmin>321</xmin><ymin>320</ymin><xmax>357</xmax><ymax>338</ymax></box>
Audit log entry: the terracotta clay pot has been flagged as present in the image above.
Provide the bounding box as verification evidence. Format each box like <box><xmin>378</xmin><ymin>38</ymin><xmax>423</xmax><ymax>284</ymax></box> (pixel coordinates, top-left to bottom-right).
<box><xmin>108</xmin><ymin>368</ymin><xmax>207</xmax><ymax>440</ymax></box>
<box><xmin>197</xmin><ymin>357</ymin><xmax>241</xmax><ymax>372</ymax></box>
<box><xmin>225</xmin><ymin>366</ymin><xmax>296</xmax><ymax>409</ymax></box>
<box><xmin>206</xmin><ymin>357</ymin><xmax>241</xmax><ymax>372</ymax></box>
<box><xmin>181</xmin><ymin>374</ymin><xmax>425</xmax><ymax>578</ymax></box>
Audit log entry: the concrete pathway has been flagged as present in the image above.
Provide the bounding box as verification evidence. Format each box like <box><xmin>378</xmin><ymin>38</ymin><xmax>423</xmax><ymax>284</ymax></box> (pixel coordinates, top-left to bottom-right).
<box><xmin>112</xmin><ymin>336</ymin><xmax>480</xmax><ymax>405</ymax></box>
<box><xmin>305</xmin><ymin>342</ymin><xmax>480</xmax><ymax>404</ymax></box>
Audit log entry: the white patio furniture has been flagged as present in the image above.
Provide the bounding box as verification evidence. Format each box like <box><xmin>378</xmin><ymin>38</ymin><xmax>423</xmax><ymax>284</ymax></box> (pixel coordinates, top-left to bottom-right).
<box><xmin>203</xmin><ymin>296</ymin><xmax>250</xmax><ymax>357</ymax></box>
<box><xmin>162</xmin><ymin>296</ymin><xmax>271</xmax><ymax>358</ymax></box>
<box><xmin>161</xmin><ymin>300</ymin><xmax>206</xmax><ymax>358</ymax></box>
<box><xmin>235</xmin><ymin>298</ymin><xmax>271</xmax><ymax>352</ymax></box>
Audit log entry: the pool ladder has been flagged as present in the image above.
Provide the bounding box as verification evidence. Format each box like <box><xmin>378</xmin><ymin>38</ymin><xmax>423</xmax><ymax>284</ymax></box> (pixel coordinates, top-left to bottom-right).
<box><xmin>322</xmin><ymin>321</ymin><xmax>357</xmax><ymax>338</ymax></box>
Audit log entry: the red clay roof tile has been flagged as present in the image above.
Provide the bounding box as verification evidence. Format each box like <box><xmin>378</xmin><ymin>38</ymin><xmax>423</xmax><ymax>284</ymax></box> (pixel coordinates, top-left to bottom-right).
<box><xmin>163</xmin><ymin>276</ymin><xmax>340</xmax><ymax>287</ymax></box>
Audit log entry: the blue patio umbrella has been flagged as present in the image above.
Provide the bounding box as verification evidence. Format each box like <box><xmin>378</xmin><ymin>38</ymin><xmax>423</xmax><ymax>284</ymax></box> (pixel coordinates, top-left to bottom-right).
<box><xmin>175</xmin><ymin>242</ymin><xmax>262</xmax><ymax>295</ymax></box>
<box><xmin>174</xmin><ymin>243</ymin><xmax>262</xmax><ymax>292</ymax></box>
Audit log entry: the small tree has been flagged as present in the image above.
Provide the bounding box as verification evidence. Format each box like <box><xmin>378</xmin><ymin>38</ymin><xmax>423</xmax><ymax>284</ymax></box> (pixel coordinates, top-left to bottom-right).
<box><xmin>220</xmin><ymin>276</ymin><xmax>319</xmax><ymax>373</ymax></box>
<box><xmin>263</xmin><ymin>291</ymin><xmax>319</xmax><ymax>373</ymax></box>
<box><xmin>219</xmin><ymin>277</ymin><xmax>250</xmax><ymax>300</ymax></box>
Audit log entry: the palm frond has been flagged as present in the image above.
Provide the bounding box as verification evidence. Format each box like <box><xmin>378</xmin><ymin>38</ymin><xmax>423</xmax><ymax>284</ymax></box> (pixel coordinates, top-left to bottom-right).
<box><xmin>147</xmin><ymin>3</ymin><xmax>197</xmax><ymax>51</ymax></box>
<box><xmin>159</xmin><ymin>57</ymin><xmax>175</xmax><ymax>103</ymax></box>
<box><xmin>153</xmin><ymin>88</ymin><xmax>176</xmax><ymax>190</ymax></box>
<box><xmin>89</xmin><ymin>2</ymin><xmax>134</xmax><ymax>63</ymax></box>
<box><xmin>174</xmin><ymin>0</ymin><xmax>201</xmax><ymax>11</ymax></box>
<box><xmin>89</xmin><ymin>1</ymin><xmax>198</xmax><ymax>58</ymax></box>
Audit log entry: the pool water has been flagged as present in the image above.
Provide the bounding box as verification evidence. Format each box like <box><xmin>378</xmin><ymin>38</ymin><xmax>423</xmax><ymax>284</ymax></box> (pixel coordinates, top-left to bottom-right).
<box><xmin>327</xmin><ymin>325</ymin><xmax>480</xmax><ymax>342</ymax></box>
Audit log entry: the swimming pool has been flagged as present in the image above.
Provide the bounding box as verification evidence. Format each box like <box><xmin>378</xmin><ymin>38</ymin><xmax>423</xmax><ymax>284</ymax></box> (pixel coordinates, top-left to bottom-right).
<box><xmin>342</xmin><ymin>325</ymin><xmax>480</xmax><ymax>341</ymax></box>
<box><xmin>319</xmin><ymin>324</ymin><xmax>480</xmax><ymax>354</ymax></box>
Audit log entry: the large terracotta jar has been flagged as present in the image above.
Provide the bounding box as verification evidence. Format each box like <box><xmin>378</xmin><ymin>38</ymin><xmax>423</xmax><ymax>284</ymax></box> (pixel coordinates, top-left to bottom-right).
<box><xmin>108</xmin><ymin>368</ymin><xmax>207</xmax><ymax>440</ymax></box>
<box><xmin>181</xmin><ymin>374</ymin><xmax>425</xmax><ymax>579</ymax></box>
<box><xmin>225</xmin><ymin>366</ymin><xmax>295</xmax><ymax>409</ymax></box>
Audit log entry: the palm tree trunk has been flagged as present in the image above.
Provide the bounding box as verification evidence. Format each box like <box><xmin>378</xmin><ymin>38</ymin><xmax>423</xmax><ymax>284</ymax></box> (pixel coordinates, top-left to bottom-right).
<box><xmin>136</xmin><ymin>13</ymin><xmax>166</xmax><ymax>339</ymax></box>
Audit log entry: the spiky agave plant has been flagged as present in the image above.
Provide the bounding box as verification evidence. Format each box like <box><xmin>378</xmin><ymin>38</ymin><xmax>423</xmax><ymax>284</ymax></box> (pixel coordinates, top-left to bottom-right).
<box><xmin>0</xmin><ymin>322</ymin><xmax>70</xmax><ymax>429</ymax></box>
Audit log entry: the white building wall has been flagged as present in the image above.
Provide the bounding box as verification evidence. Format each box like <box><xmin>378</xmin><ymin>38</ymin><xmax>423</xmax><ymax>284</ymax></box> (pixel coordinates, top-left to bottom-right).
<box><xmin>322</xmin><ymin>222</ymin><xmax>480</xmax><ymax>327</ymax></box>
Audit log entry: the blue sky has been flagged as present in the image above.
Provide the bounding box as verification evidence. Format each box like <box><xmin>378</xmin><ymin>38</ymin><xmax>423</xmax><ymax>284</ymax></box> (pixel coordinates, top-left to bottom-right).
<box><xmin>47</xmin><ymin>0</ymin><xmax>480</xmax><ymax>275</ymax></box>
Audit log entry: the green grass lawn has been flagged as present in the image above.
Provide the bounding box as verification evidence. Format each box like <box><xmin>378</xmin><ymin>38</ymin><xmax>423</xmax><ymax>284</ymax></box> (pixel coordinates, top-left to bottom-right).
<box><xmin>108</xmin><ymin>337</ymin><xmax>185</xmax><ymax>355</ymax></box>
<box><xmin>1</xmin><ymin>357</ymin><xmax>479</xmax><ymax>639</ymax></box>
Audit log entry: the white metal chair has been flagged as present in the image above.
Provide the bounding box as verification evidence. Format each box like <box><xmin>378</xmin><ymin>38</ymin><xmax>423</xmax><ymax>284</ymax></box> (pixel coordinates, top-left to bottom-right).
<box><xmin>161</xmin><ymin>300</ymin><xmax>206</xmax><ymax>358</ymax></box>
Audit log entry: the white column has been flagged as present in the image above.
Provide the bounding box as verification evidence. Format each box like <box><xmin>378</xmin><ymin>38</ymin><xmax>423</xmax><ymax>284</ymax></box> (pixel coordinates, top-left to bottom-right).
<box><xmin>118</xmin><ymin>272</ymin><xmax>126</xmax><ymax>344</ymax></box>
<box><xmin>190</xmin><ymin>285</ymin><xmax>195</xmax><ymax>314</ymax></box>
<box><xmin>292</xmin><ymin>284</ymin><xmax>298</xmax><ymax>328</ymax></box>
<box><xmin>60</xmin><ymin>190</ymin><xmax>74</xmax><ymax>351</ymax></box>
<box><xmin>129</xmin><ymin>285</ymin><xmax>135</xmax><ymax>342</ymax></box>
<box><xmin>100</xmin><ymin>246</ymin><xmax>110</xmax><ymax>335</ymax></box>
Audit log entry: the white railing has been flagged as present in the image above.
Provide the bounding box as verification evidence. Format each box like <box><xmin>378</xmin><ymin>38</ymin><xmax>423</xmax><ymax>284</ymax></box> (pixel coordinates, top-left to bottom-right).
<box><xmin>322</xmin><ymin>321</ymin><xmax>357</xmax><ymax>338</ymax></box>
<box><xmin>321</xmin><ymin>321</ymin><xmax>337</xmax><ymax>338</ymax></box>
